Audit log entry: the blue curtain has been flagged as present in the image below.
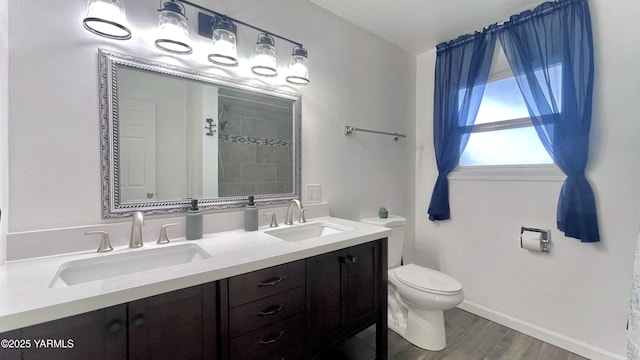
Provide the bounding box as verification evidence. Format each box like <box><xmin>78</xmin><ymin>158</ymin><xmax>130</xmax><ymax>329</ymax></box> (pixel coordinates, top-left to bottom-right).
<box><xmin>428</xmin><ymin>29</ymin><xmax>496</xmax><ymax>221</ymax></box>
<box><xmin>498</xmin><ymin>0</ymin><xmax>599</xmax><ymax>242</ymax></box>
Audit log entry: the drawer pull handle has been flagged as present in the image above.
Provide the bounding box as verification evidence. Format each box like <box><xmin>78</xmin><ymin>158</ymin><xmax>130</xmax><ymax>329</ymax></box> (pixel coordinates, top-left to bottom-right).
<box><xmin>258</xmin><ymin>304</ymin><xmax>284</xmax><ymax>316</ymax></box>
<box><xmin>257</xmin><ymin>276</ymin><xmax>285</xmax><ymax>287</ymax></box>
<box><xmin>258</xmin><ymin>330</ymin><xmax>285</xmax><ymax>345</ymax></box>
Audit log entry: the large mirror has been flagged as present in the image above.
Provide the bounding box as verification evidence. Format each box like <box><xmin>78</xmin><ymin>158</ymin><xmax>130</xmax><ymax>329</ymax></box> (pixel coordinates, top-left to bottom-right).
<box><xmin>99</xmin><ymin>49</ymin><xmax>301</xmax><ymax>218</ymax></box>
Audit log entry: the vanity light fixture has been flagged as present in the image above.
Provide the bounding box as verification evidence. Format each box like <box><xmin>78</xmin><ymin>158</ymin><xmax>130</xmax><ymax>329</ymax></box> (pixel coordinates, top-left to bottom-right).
<box><xmin>251</xmin><ymin>33</ymin><xmax>278</xmax><ymax>77</ymax></box>
<box><xmin>155</xmin><ymin>1</ymin><xmax>192</xmax><ymax>55</ymax></box>
<box><xmin>82</xmin><ymin>0</ymin><xmax>310</xmax><ymax>84</ymax></box>
<box><xmin>286</xmin><ymin>46</ymin><xmax>310</xmax><ymax>85</ymax></box>
<box><xmin>208</xmin><ymin>16</ymin><xmax>238</xmax><ymax>66</ymax></box>
<box><xmin>82</xmin><ymin>0</ymin><xmax>131</xmax><ymax>40</ymax></box>
<box><xmin>184</xmin><ymin>0</ymin><xmax>311</xmax><ymax>84</ymax></box>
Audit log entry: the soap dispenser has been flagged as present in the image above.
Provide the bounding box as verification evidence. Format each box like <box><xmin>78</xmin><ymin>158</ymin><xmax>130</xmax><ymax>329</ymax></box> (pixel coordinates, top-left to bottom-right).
<box><xmin>244</xmin><ymin>196</ymin><xmax>258</xmax><ymax>231</ymax></box>
<box><xmin>186</xmin><ymin>199</ymin><xmax>203</xmax><ymax>240</ymax></box>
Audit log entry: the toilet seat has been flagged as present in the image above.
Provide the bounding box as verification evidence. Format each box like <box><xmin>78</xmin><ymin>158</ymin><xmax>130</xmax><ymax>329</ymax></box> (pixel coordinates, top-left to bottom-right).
<box><xmin>393</xmin><ymin>264</ymin><xmax>462</xmax><ymax>295</ymax></box>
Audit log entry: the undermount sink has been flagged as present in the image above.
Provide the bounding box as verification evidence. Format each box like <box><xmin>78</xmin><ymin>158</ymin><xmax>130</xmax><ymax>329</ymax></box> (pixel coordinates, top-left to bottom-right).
<box><xmin>50</xmin><ymin>243</ymin><xmax>211</xmax><ymax>288</ymax></box>
<box><xmin>265</xmin><ymin>222</ymin><xmax>353</xmax><ymax>242</ymax></box>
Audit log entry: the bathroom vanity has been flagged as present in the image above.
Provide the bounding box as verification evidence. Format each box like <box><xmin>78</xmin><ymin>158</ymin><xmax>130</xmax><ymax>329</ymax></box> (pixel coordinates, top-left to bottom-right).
<box><xmin>0</xmin><ymin>217</ymin><xmax>389</xmax><ymax>360</ymax></box>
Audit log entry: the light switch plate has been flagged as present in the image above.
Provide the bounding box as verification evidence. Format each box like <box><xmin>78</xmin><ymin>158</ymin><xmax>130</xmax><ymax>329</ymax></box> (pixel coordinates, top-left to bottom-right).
<box><xmin>306</xmin><ymin>184</ymin><xmax>321</xmax><ymax>204</ymax></box>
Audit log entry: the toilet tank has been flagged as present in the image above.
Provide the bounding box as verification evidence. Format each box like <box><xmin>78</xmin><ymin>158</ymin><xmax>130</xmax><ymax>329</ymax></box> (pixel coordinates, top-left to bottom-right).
<box><xmin>360</xmin><ymin>215</ymin><xmax>406</xmax><ymax>268</ymax></box>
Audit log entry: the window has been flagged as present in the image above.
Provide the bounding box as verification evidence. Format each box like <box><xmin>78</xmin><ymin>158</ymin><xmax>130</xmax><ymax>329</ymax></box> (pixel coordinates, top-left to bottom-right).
<box><xmin>458</xmin><ymin>44</ymin><xmax>561</xmax><ymax>168</ymax></box>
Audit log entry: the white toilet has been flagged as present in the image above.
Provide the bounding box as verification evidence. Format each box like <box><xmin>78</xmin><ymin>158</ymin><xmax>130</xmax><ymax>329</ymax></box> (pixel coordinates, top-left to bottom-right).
<box><xmin>361</xmin><ymin>215</ymin><xmax>464</xmax><ymax>351</ymax></box>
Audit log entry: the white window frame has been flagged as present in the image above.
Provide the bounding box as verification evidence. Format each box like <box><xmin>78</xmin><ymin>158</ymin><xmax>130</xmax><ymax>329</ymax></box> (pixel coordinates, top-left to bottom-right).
<box><xmin>450</xmin><ymin>45</ymin><xmax>565</xmax><ymax>182</ymax></box>
<box><xmin>451</xmin><ymin>117</ymin><xmax>565</xmax><ymax>182</ymax></box>
<box><xmin>449</xmin><ymin>164</ymin><xmax>565</xmax><ymax>182</ymax></box>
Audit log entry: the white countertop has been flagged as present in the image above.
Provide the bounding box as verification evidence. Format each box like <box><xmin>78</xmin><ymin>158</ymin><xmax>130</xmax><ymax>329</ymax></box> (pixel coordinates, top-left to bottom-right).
<box><xmin>0</xmin><ymin>216</ymin><xmax>390</xmax><ymax>333</ymax></box>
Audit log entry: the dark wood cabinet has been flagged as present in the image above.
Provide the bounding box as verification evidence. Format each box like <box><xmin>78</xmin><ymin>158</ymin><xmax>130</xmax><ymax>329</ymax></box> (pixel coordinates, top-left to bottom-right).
<box><xmin>227</xmin><ymin>260</ymin><xmax>305</xmax><ymax>308</ymax></box>
<box><xmin>0</xmin><ymin>305</ymin><xmax>127</xmax><ymax>360</ymax></box>
<box><xmin>306</xmin><ymin>248</ymin><xmax>344</xmax><ymax>353</ymax></box>
<box><xmin>229</xmin><ymin>287</ymin><xmax>305</xmax><ymax>338</ymax></box>
<box><xmin>307</xmin><ymin>239</ymin><xmax>387</xmax><ymax>359</ymax></box>
<box><xmin>129</xmin><ymin>283</ymin><xmax>218</xmax><ymax>360</ymax></box>
<box><xmin>0</xmin><ymin>304</ymin><xmax>127</xmax><ymax>360</ymax></box>
<box><xmin>345</xmin><ymin>241</ymin><xmax>379</xmax><ymax>327</ymax></box>
<box><xmin>0</xmin><ymin>330</ymin><xmax>22</xmax><ymax>360</ymax></box>
<box><xmin>225</xmin><ymin>260</ymin><xmax>306</xmax><ymax>360</ymax></box>
<box><xmin>229</xmin><ymin>313</ymin><xmax>306</xmax><ymax>360</ymax></box>
<box><xmin>2</xmin><ymin>284</ymin><xmax>218</xmax><ymax>360</ymax></box>
<box><xmin>1</xmin><ymin>238</ymin><xmax>387</xmax><ymax>360</ymax></box>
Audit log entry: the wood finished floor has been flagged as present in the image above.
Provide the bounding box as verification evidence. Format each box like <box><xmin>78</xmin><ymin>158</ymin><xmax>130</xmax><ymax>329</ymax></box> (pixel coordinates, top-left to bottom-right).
<box><xmin>322</xmin><ymin>308</ymin><xmax>590</xmax><ymax>360</ymax></box>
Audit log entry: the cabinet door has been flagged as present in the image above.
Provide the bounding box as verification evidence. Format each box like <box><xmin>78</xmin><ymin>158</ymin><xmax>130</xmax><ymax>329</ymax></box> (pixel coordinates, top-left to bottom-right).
<box><xmin>0</xmin><ymin>329</ymin><xmax>25</xmax><ymax>360</ymax></box>
<box><xmin>306</xmin><ymin>248</ymin><xmax>344</xmax><ymax>354</ymax></box>
<box><xmin>345</xmin><ymin>241</ymin><xmax>379</xmax><ymax>327</ymax></box>
<box><xmin>307</xmin><ymin>240</ymin><xmax>386</xmax><ymax>359</ymax></box>
<box><xmin>21</xmin><ymin>304</ymin><xmax>127</xmax><ymax>360</ymax></box>
<box><xmin>129</xmin><ymin>283</ymin><xmax>218</xmax><ymax>360</ymax></box>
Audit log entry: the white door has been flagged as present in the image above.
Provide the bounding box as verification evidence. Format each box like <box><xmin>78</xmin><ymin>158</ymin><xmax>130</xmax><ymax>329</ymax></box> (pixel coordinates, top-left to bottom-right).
<box><xmin>120</xmin><ymin>98</ymin><xmax>157</xmax><ymax>202</ymax></box>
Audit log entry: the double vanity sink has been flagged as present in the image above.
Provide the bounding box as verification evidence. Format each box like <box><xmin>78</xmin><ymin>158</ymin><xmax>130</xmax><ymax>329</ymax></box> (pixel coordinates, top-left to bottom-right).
<box><xmin>0</xmin><ymin>217</ymin><xmax>386</xmax><ymax>333</ymax></box>
<box><xmin>49</xmin><ymin>221</ymin><xmax>353</xmax><ymax>288</ymax></box>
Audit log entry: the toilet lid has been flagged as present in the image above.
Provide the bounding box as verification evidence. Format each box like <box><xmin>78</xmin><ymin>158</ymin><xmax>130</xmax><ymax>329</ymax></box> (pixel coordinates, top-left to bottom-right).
<box><xmin>393</xmin><ymin>264</ymin><xmax>462</xmax><ymax>294</ymax></box>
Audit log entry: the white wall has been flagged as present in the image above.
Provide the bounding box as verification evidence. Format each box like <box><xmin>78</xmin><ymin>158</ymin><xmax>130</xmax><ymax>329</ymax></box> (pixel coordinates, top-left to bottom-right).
<box><xmin>415</xmin><ymin>0</ymin><xmax>640</xmax><ymax>358</ymax></box>
<box><xmin>8</xmin><ymin>0</ymin><xmax>415</xmax><ymax>248</ymax></box>
<box><xmin>1</xmin><ymin>0</ymin><xmax>9</xmax><ymax>264</ymax></box>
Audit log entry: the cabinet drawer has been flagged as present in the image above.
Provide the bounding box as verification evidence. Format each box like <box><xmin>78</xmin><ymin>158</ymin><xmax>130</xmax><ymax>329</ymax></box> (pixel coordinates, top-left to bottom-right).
<box><xmin>229</xmin><ymin>314</ymin><xmax>305</xmax><ymax>360</ymax></box>
<box><xmin>261</xmin><ymin>344</ymin><xmax>305</xmax><ymax>360</ymax></box>
<box><xmin>228</xmin><ymin>260</ymin><xmax>305</xmax><ymax>307</ymax></box>
<box><xmin>229</xmin><ymin>287</ymin><xmax>305</xmax><ymax>338</ymax></box>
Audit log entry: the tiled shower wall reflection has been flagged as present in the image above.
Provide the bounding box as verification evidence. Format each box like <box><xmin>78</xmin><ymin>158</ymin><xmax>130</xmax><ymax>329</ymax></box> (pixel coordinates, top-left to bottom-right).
<box><xmin>218</xmin><ymin>93</ymin><xmax>293</xmax><ymax>197</ymax></box>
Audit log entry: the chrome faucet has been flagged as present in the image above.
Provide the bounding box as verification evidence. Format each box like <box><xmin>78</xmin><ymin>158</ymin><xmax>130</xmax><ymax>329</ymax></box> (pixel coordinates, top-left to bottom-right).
<box><xmin>129</xmin><ymin>211</ymin><xmax>144</xmax><ymax>248</ymax></box>
<box><xmin>284</xmin><ymin>199</ymin><xmax>305</xmax><ymax>225</ymax></box>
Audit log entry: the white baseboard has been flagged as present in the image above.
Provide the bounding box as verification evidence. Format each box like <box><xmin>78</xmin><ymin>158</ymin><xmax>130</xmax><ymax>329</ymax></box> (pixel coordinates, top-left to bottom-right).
<box><xmin>458</xmin><ymin>300</ymin><xmax>625</xmax><ymax>360</ymax></box>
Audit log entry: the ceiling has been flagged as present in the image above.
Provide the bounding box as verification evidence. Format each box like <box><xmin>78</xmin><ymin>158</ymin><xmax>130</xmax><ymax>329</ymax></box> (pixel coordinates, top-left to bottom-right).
<box><xmin>309</xmin><ymin>0</ymin><xmax>544</xmax><ymax>54</ymax></box>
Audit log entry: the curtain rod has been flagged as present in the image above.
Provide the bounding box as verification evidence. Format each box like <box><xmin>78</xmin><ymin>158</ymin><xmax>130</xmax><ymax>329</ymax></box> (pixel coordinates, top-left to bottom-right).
<box><xmin>436</xmin><ymin>0</ymin><xmax>581</xmax><ymax>51</ymax></box>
